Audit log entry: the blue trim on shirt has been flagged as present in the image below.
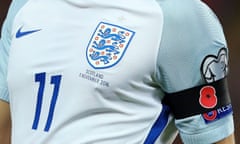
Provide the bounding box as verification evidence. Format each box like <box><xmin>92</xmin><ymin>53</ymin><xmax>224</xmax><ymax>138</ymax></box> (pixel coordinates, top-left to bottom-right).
<box><xmin>144</xmin><ymin>105</ymin><xmax>170</xmax><ymax>144</ymax></box>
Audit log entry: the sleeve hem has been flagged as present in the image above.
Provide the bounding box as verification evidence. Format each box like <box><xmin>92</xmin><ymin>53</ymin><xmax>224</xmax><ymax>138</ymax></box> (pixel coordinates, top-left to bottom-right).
<box><xmin>179</xmin><ymin>115</ymin><xmax>234</xmax><ymax>144</ymax></box>
<box><xmin>0</xmin><ymin>87</ymin><xmax>9</xmax><ymax>102</ymax></box>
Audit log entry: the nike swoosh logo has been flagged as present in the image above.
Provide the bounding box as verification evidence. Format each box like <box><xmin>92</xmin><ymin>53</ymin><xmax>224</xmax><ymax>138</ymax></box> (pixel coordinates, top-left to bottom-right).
<box><xmin>16</xmin><ymin>26</ymin><xmax>41</xmax><ymax>38</ymax></box>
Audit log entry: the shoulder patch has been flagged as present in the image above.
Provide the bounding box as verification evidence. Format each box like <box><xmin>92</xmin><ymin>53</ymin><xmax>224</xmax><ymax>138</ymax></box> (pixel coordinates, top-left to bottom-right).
<box><xmin>201</xmin><ymin>48</ymin><xmax>228</xmax><ymax>83</ymax></box>
<box><xmin>202</xmin><ymin>104</ymin><xmax>233</xmax><ymax>124</ymax></box>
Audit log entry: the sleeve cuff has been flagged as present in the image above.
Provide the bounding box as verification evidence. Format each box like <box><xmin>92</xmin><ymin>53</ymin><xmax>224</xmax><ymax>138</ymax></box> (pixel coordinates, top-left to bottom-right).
<box><xmin>179</xmin><ymin>114</ymin><xmax>234</xmax><ymax>144</ymax></box>
<box><xmin>0</xmin><ymin>87</ymin><xmax>9</xmax><ymax>102</ymax></box>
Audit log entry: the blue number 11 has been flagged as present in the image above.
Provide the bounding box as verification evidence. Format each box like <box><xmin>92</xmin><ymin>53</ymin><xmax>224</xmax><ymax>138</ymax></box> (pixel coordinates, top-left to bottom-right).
<box><xmin>32</xmin><ymin>72</ymin><xmax>62</xmax><ymax>132</ymax></box>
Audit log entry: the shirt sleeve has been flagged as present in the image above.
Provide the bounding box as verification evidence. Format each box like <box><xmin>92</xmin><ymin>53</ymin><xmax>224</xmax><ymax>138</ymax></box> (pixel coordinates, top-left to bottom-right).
<box><xmin>0</xmin><ymin>0</ymin><xmax>28</xmax><ymax>102</ymax></box>
<box><xmin>156</xmin><ymin>0</ymin><xmax>234</xmax><ymax>143</ymax></box>
<box><xmin>0</xmin><ymin>12</ymin><xmax>11</xmax><ymax>102</ymax></box>
<box><xmin>0</xmin><ymin>39</ymin><xmax>9</xmax><ymax>102</ymax></box>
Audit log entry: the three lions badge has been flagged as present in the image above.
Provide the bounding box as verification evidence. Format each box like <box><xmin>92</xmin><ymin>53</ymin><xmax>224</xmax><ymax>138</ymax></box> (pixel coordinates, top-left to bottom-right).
<box><xmin>86</xmin><ymin>22</ymin><xmax>135</xmax><ymax>69</ymax></box>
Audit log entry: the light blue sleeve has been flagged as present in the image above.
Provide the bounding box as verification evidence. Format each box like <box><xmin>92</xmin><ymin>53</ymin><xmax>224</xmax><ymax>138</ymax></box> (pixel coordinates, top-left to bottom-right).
<box><xmin>0</xmin><ymin>0</ymin><xmax>28</xmax><ymax>102</ymax></box>
<box><xmin>156</xmin><ymin>0</ymin><xmax>234</xmax><ymax>143</ymax></box>
<box><xmin>0</xmin><ymin>39</ymin><xmax>9</xmax><ymax>102</ymax></box>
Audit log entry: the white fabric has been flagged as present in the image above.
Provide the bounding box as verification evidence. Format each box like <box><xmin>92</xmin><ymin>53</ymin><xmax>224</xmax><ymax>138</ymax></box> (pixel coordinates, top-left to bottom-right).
<box><xmin>0</xmin><ymin>0</ymin><xmax>234</xmax><ymax>143</ymax></box>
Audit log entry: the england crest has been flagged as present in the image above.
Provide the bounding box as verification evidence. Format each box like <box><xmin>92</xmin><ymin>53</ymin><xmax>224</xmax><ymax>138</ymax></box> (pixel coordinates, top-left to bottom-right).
<box><xmin>86</xmin><ymin>22</ymin><xmax>135</xmax><ymax>69</ymax></box>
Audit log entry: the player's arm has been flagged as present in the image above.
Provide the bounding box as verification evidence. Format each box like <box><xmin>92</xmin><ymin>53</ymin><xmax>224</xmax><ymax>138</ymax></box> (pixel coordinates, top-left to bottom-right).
<box><xmin>0</xmin><ymin>39</ymin><xmax>11</xmax><ymax>144</ymax></box>
<box><xmin>0</xmin><ymin>38</ymin><xmax>11</xmax><ymax>144</ymax></box>
<box><xmin>0</xmin><ymin>0</ymin><xmax>19</xmax><ymax>143</ymax></box>
<box><xmin>216</xmin><ymin>134</ymin><xmax>235</xmax><ymax>144</ymax></box>
<box><xmin>158</xmin><ymin>0</ymin><xmax>235</xmax><ymax>143</ymax></box>
<box><xmin>0</xmin><ymin>100</ymin><xmax>11</xmax><ymax>144</ymax></box>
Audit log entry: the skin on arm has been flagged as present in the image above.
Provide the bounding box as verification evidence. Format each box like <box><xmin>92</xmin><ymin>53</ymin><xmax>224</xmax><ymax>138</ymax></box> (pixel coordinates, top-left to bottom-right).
<box><xmin>215</xmin><ymin>134</ymin><xmax>235</xmax><ymax>144</ymax></box>
<box><xmin>0</xmin><ymin>100</ymin><xmax>11</xmax><ymax>144</ymax></box>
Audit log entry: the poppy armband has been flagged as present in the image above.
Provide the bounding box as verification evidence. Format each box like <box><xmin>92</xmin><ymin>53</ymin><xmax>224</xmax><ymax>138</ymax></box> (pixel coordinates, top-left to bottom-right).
<box><xmin>163</xmin><ymin>78</ymin><xmax>232</xmax><ymax>120</ymax></box>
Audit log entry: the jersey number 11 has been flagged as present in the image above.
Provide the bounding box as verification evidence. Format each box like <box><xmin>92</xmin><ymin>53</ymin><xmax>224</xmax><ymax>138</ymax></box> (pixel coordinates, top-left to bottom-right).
<box><xmin>32</xmin><ymin>72</ymin><xmax>62</xmax><ymax>132</ymax></box>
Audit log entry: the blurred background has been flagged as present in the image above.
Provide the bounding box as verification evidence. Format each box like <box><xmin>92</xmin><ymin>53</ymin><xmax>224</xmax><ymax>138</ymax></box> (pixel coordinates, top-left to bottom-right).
<box><xmin>0</xmin><ymin>0</ymin><xmax>239</xmax><ymax>143</ymax></box>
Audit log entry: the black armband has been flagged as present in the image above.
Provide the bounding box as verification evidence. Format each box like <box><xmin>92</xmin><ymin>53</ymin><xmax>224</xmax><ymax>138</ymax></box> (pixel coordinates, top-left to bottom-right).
<box><xmin>163</xmin><ymin>78</ymin><xmax>231</xmax><ymax>119</ymax></box>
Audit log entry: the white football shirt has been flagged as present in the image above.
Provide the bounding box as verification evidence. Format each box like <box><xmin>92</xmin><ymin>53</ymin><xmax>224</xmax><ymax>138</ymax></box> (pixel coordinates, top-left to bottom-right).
<box><xmin>0</xmin><ymin>0</ymin><xmax>234</xmax><ymax>144</ymax></box>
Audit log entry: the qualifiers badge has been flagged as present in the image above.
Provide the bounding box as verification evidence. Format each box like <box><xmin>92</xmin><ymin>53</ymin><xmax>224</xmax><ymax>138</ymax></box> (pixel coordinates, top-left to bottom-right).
<box><xmin>203</xmin><ymin>110</ymin><xmax>218</xmax><ymax>122</ymax></box>
<box><xmin>86</xmin><ymin>22</ymin><xmax>135</xmax><ymax>69</ymax></box>
<box><xmin>202</xmin><ymin>104</ymin><xmax>233</xmax><ymax>124</ymax></box>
